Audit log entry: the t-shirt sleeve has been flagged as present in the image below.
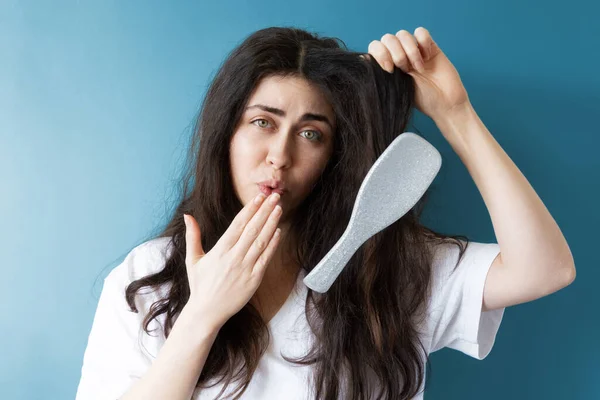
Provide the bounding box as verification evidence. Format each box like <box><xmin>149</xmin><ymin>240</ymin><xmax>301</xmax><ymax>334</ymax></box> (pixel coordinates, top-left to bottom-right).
<box><xmin>426</xmin><ymin>240</ymin><xmax>504</xmax><ymax>360</ymax></box>
<box><xmin>75</xmin><ymin>239</ymin><xmax>171</xmax><ymax>400</ymax></box>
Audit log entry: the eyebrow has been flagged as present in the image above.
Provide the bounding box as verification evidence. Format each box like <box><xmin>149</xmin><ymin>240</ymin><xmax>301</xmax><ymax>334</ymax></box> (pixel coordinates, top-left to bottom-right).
<box><xmin>245</xmin><ymin>104</ymin><xmax>334</xmax><ymax>130</ymax></box>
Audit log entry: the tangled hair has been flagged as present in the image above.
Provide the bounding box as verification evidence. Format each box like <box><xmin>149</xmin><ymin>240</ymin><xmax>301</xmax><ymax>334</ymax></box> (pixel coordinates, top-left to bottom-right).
<box><xmin>124</xmin><ymin>26</ymin><xmax>469</xmax><ymax>399</ymax></box>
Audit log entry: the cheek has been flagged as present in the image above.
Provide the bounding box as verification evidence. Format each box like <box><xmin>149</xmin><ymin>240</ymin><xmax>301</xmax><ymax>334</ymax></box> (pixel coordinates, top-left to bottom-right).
<box><xmin>298</xmin><ymin>153</ymin><xmax>330</xmax><ymax>187</ymax></box>
<box><xmin>229</xmin><ymin>138</ymin><xmax>249</xmax><ymax>190</ymax></box>
<box><xmin>312</xmin><ymin>145</ymin><xmax>333</xmax><ymax>172</ymax></box>
<box><xmin>230</xmin><ymin>133</ymin><xmax>258</xmax><ymax>168</ymax></box>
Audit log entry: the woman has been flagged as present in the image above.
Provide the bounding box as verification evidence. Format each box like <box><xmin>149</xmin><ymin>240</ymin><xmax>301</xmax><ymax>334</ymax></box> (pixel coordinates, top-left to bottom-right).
<box><xmin>76</xmin><ymin>26</ymin><xmax>576</xmax><ymax>400</ymax></box>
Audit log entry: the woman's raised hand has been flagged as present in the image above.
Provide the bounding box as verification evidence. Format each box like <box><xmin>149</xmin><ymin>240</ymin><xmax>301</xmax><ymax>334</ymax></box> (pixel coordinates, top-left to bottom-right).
<box><xmin>366</xmin><ymin>27</ymin><xmax>470</xmax><ymax>123</ymax></box>
<box><xmin>182</xmin><ymin>192</ymin><xmax>283</xmax><ymax>330</ymax></box>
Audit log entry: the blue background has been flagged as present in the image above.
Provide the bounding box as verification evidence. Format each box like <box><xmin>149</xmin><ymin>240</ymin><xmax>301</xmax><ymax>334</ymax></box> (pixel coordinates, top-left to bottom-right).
<box><xmin>1</xmin><ymin>1</ymin><xmax>597</xmax><ymax>399</ymax></box>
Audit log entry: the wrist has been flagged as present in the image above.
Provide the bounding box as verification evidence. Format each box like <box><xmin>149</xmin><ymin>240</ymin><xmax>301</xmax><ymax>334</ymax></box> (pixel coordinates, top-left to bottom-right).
<box><xmin>432</xmin><ymin>102</ymin><xmax>480</xmax><ymax>153</ymax></box>
<box><xmin>178</xmin><ymin>304</ymin><xmax>222</xmax><ymax>338</ymax></box>
<box><xmin>433</xmin><ymin>101</ymin><xmax>476</xmax><ymax>130</ymax></box>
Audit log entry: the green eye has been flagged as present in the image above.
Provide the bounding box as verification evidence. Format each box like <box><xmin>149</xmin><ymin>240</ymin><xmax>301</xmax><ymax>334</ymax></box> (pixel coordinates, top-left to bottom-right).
<box><xmin>300</xmin><ymin>130</ymin><xmax>322</xmax><ymax>142</ymax></box>
<box><xmin>254</xmin><ymin>119</ymin><xmax>270</xmax><ymax>128</ymax></box>
<box><xmin>252</xmin><ymin>119</ymin><xmax>322</xmax><ymax>142</ymax></box>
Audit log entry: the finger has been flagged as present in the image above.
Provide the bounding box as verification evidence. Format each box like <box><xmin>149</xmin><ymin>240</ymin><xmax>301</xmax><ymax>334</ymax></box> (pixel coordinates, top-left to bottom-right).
<box><xmin>217</xmin><ymin>192</ymin><xmax>267</xmax><ymax>252</ymax></box>
<box><xmin>414</xmin><ymin>27</ymin><xmax>433</xmax><ymax>61</ymax></box>
<box><xmin>232</xmin><ymin>192</ymin><xmax>280</xmax><ymax>260</ymax></box>
<box><xmin>242</xmin><ymin>203</ymin><xmax>282</xmax><ymax>267</ymax></box>
<box><xmin>380</xmin><ymin>33</ymin><xmax>410</xmax><ymax>73</ymax></box>
<box><xmin>251</xmin><ymin>227</ymin><xmax>282</xmax><ymax>280</ymax></box>
<box><xmin>417</xmin><ymin>27</ymin><xmax>440</xmax><ymax>58</ymax></box>
<box><xmin>395</xmin><ymin>29</ymin><xmax>425</xmax><ymax>73</ymax></box>
<box><xmin>367</xmin><ymin>40</ymin><xmax>395</xmax><ymax>74</ymax></box>
<box><xmin>183</xmin><ymin>214</ymin><xmax>205</xmax><ymax>267</ymax></box>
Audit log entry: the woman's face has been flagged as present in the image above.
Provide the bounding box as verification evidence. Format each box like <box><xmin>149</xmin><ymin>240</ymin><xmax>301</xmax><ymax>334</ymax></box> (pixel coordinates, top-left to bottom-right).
<box><xmin>229</xmin><ymin>75</ymin><xmax>336</xmax><ymax>226</ymax></box>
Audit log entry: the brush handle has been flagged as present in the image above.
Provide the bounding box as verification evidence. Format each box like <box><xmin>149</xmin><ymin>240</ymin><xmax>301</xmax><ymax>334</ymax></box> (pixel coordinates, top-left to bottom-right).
<box><xmin>302</xmin><ymin>225</ymin><xmax>364</xmax><ymax>293</ymax></box>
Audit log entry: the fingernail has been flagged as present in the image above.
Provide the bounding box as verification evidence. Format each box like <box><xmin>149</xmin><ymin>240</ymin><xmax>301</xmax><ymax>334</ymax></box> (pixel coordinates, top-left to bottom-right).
<box><xmin>269</xmin><ymin>193</ymin><xmax>280</xmax><ymax>203</ymax></box>
<box><xmin>183</xmin><ymin>214</ymin><xmax>189</xmax><ymax>226</ymax></box>
<box><xmin>255</xmin><ymin>193</ymin><xmax>266</xmax><ymax>204</ymax></box>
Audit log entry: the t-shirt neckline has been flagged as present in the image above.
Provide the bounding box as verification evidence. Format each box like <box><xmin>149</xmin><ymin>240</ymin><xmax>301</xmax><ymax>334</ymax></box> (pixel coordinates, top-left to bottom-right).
<box><xmin>267</xmin><ymin>268</ymin><xmax>307</xmax><ymax>329</ymax></box>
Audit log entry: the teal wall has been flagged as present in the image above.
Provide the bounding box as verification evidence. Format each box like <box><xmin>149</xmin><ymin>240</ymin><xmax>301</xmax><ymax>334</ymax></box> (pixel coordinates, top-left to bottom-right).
<box><xmin>1</xmin><ymin>1</ymin><xmax>597</xmax><ymax>399</ymax></box>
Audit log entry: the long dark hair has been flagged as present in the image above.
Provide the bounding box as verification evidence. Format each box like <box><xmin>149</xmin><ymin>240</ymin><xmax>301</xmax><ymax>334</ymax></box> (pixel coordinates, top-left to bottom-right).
<box><xmin>124</xmin><ymin>26</ymin><xmax>469</xmax><ymax>400</ymax></box>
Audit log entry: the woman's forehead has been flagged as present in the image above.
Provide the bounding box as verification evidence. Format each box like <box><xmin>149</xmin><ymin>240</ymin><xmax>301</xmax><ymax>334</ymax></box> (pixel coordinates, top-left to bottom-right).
<box><xmin>250</xmin><ymin>76</ymin><xmax>333</xmax><ymax>112</ymax></box>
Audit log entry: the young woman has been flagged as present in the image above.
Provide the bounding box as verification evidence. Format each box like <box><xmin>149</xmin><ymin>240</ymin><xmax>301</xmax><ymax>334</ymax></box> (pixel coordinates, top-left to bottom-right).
<box><xmin>76</xmin><ymin>26</ymin><xmax>575</xmax><ymax>400</ymax></box>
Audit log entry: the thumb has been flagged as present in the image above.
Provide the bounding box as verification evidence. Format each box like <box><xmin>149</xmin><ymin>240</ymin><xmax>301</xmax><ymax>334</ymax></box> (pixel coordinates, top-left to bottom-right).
<box><xmin>183</xmin><ymin>214</ymin><xmax>205</xmax><ymax>266</ymax></box>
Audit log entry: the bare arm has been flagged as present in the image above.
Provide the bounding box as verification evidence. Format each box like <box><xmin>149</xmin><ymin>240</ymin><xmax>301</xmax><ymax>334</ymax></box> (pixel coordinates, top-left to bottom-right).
<box><xmin>120</xmin><ymin>306</ymin><xmax>220</xmax><ymax>400</ymax></box>
<box><xmin>434</xmin><ymin>104</ymin><xmax>575</xmax><ymax>312</ymax></box>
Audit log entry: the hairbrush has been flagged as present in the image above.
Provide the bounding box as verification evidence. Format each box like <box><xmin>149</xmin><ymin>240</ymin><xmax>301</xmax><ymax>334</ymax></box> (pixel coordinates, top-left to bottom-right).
<box><xmin>303</xmin><ymin>132</ymin><xmax>442</xmax><ymax>293</ymax></box>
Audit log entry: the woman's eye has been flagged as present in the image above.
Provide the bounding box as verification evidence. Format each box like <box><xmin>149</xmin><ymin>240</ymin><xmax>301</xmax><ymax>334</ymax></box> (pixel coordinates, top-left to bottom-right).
<box><xmin>252</xmin><ymin>119</ymin><xmax>322</xmax><ymax>142</ymax></box>
<box><xmin>300</xmin><ymin>130</ymin><xmax>322</xmax><ymax>142</ymax></box>
<box><xmin>253</xmin><ymin>119</ymin><xmax>270</xmax><ymax>128</ymax></box>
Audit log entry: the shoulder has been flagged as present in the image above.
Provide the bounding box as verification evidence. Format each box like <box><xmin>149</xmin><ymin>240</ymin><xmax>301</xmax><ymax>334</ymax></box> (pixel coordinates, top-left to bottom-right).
<box><xmin>429</xmin><ymin>239</ymin><xmax>500</xmax><ymax>283</ymax></box>
<box><xmin>97</xmin><ymin>236</ymin><xmax>176</xmax><ymax>323</ymax></box>
<box><xmin>105</xmin><ymin>236</ymin><xmax>175</xmax><ymax>287</ymax></box>
<box><xmin>426</xmin><ymin>239</ymin><xmax>501</xmax><ymax>310</ymax></box>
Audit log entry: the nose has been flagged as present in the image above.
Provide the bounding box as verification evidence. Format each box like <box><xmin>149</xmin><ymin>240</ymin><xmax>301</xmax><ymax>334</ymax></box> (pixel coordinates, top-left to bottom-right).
<box><xmin>266</xmin><ymin>131</ymin><xmax>292</xmax><ymax>169</ymax></box>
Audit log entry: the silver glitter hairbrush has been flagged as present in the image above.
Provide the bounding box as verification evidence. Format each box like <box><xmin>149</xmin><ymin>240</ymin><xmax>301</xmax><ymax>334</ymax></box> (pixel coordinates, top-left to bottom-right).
<box><xmin>302</xmin><ymin>132</ymin><xmax>442</xmax><ymax>293</ymax></box>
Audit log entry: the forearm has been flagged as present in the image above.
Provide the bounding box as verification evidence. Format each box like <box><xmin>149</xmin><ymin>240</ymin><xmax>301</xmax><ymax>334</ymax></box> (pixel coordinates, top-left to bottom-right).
<box><xmin>434</xmin><ymin>103</ymin><xmax>575</xmax><ymax>288</ymax></box>
<box><xmin>120</xmin><ymin>306</ymin><xmax>219</xmax><ymax>400</ymax></box>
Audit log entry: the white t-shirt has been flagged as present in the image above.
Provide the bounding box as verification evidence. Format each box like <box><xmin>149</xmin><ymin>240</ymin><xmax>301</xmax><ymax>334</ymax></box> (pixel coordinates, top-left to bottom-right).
<box><xmin>76</xmin><ymin>236</ymin><xmax>504</xmax><ymax>399</ymax></box>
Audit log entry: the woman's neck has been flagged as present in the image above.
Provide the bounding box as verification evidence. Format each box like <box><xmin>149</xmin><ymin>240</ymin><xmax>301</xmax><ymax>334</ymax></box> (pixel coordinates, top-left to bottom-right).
<box><xmin>250</xmin><ymin>222</ymin><xmax>301</xmax><ymax>321</ymax></box>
